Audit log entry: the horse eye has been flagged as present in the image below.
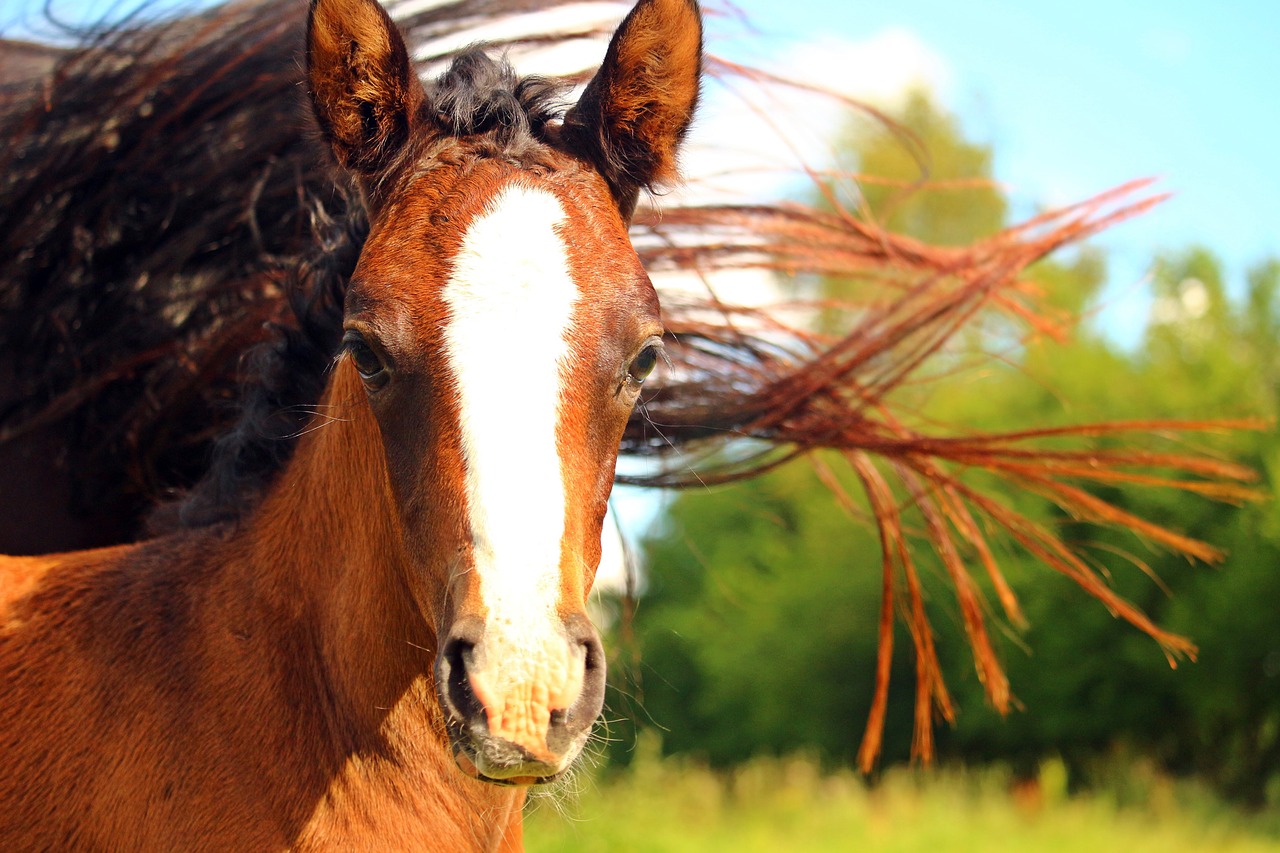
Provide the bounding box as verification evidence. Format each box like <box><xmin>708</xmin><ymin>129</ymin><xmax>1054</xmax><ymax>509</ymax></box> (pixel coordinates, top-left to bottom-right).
<box><xmin>627</xmin><ymin>344</ymin><xmax>660</xmax><ymax>386</ymax></box>
<box><xmin>343</xmin><ymin>331</ymin><xmax>389</xmax><ymax>389</ymax></box>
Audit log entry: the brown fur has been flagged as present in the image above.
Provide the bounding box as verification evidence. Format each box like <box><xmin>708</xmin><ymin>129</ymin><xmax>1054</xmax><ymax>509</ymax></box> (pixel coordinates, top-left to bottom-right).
<box><xmin>307</xmin><ymin>0</ymin><xmax>425</xmax><ymax>176</ymax></box>
<box><xmin>0</xmin><ymin>365</ymin><xmax>521</xmax><ymax>849</ymax></box>
<box><xmin>0</xmin><ymin>0</ymin><xmax>699</xmax><ymax>846</ymax></box>
<box><xmin>560</xmin><ymin>0</ymin><xmax>702</xmax><ymax>217</ymax></box>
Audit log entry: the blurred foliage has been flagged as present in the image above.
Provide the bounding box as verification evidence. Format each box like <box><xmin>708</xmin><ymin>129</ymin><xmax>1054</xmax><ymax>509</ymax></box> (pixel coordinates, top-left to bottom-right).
<box><xmin>526</xmin><ymin>750</ymin><xmax>1280</xmax><ymax>852</ymax></box>
<box><xmin>609</xmin><ymin>93</ymin><xmax>1280</xmax><ymax>810</ymax></box>
<box><xmin>834</xmin><ymin>89</ymin><xmax>1007</xmax><ymax>247</ymax></box>
<box><xmin>934</xmin><ymin>247</ymin><xmax>1280</xmax><ymax>808</ymax></box>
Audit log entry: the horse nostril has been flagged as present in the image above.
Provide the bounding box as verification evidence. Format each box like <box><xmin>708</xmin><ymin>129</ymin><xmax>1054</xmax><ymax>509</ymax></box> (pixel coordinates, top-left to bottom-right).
<box><xmin>565</xmin><ymin>613</ymin><xmax>605</xmax><ymax>676</ymax></box>
<box><xmin>583</xmin><ymin>632</ymin><xmax>604</xmax><ymax>674</ymax></box>
<box><xmin>438</xmin><ymin>620</ymin><xmax>485</xmax><ymax>723</ymax></box>
<box><xmin>545</xmin><ymin>614</ymin><xmax>607</xmax><ymax>754</ymax></box>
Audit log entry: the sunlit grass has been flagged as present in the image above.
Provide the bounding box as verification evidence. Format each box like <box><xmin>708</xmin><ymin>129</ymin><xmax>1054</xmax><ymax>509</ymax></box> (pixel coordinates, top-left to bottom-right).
<box><xmin>525</xmin><ymin>747</ymin><xmax>1280</xmax><ymax>852</ymax></box>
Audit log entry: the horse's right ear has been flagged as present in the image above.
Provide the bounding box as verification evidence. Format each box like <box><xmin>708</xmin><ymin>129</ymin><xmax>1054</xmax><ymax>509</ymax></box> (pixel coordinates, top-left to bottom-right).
<box><xmin>561</xmin><ymin>0</ymin><xmax>702</xmax><ymax>220</ymax></box>
<box><xmin>306</xmin><ymin>0</ymin><xmax>425</xmax><ymax>177</ymax></box>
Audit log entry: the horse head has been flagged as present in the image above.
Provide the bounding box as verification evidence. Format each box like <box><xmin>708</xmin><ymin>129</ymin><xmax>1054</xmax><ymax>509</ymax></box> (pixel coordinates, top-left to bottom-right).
<box><xmin>306</xmin><ymin>0</ymin><xmax>701</xmax><ymax>785</ymax></box>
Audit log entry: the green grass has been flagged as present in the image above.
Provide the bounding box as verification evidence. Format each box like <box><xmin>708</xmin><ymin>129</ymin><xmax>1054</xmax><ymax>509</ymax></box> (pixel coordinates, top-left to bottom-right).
<box><xmin>525</xmin><ymin>749</ymin><xmax>1280</xmax><ymax>852</ymax></box>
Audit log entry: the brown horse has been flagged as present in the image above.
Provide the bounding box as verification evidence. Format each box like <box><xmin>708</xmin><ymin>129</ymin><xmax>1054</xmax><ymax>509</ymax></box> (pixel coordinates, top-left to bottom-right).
<box><xmin>0</xmin><ymin>0</ymin><xmax>700</xmax><ymax>847</ymax></box>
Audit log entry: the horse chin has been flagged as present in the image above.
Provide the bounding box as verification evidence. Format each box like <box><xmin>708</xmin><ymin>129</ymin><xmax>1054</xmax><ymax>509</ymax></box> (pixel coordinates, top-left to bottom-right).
<box><xmin>449</xmin><ymin>740</ymin><xmax>569</xmax><ymax>788</ymax></box>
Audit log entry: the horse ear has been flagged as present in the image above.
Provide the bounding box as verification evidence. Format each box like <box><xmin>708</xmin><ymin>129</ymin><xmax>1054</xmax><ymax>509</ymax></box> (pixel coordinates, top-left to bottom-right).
<box><xmin>561</xmin><ymin>0</ymin><xmax>702</xmax><ymax>219</ymax></box>
<box><xmin>306</xmin><ymin>0</ymin><xmax>425</xmax><ymax>177</ymax></box>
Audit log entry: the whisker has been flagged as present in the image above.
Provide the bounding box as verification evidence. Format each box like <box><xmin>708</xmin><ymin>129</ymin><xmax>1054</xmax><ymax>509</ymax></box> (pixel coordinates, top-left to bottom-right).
<box><xmin>284</xmin><ymin>412</ymin><xmax>353</xmax><ymax>439</ymax></box>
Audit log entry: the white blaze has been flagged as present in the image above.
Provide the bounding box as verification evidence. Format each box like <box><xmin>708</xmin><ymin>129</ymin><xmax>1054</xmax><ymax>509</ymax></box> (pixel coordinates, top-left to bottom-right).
<box><xmin>442</xmin><ymin>182</ymin><xmax>578</xmax><ymax>650</ymax></box>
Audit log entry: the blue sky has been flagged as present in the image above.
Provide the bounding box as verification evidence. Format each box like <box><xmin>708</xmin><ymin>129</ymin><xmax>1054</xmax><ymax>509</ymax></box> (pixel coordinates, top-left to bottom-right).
<box><xmin>13</xmin><ymin>0</ymin><xmax>1275</xmax><ymax>326</ymax></box>
<box><xmin>713</xmin><ymin>0</ymin><xmax>1278</xmax><ymax>331</ymax></box>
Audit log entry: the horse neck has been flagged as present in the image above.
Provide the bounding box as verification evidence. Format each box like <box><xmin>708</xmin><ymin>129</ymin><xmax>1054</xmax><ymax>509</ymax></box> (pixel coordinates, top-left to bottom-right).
<box><xmin>241</xmin><ymin>359</ymin><xmax>431</xmax><ymax>727</ymax></box>
<box><xmin>227</xmin><ymin>361</ymin><xmax>526</xmax><ymax>848</ymax></box>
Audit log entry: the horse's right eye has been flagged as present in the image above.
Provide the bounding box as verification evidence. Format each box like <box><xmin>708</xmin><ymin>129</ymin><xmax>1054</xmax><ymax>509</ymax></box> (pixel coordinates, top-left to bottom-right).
<box><xmin>343</xmin><ymin>331</ymin><xmax>389</xmax><ymax>389</ymax></box>
<box><xmin>625</xmin><ymin>337</ymin><xmax>664</xmax><ymax>389</ymax></box>
<box><xmin>628</xmin><ymin>345</ymin><xmax>659</xmax><ymax>385</ymax></box>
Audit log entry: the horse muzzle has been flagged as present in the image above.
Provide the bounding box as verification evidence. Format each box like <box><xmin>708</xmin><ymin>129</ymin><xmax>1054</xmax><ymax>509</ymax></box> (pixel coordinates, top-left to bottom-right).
<box><xmin>434</xmin><ymin>612</ymin><xmax>606</xmax><ymax>785</ymax></box>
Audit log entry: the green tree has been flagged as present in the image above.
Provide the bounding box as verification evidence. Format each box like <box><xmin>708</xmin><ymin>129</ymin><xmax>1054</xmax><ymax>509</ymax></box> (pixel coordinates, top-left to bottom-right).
<box><xmin>622</xmin><ymin>93</ymin><xmax>1280</xmax><ymax>808</ymax></box>
<box><xmin>618</xmin><ymin>461</ymin><xmax>917</xmax><ymax>768</ymax></box>
<box><xmin>839</xmin><ymin>90</ymin><xmax>1006</xmax><ymax>246</ymax></box>
<box><xmin>938</xmin><ymin>249</ymin><xmax>1280</xmax><ymax>808</ymax></box>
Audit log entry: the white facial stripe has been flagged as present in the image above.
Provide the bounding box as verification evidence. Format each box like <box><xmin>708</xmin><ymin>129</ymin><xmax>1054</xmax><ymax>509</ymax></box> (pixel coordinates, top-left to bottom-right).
<box><xmin>442</xmin><ymin>183</ymin><xmax>578</xmax><ymax>637</ymax></box>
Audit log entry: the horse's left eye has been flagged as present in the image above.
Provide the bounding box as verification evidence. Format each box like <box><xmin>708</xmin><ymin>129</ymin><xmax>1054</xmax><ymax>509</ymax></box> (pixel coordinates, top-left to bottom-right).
<box><xmin>627</xmin><ymin>343</ymin><xmax>660</xmax><ymax>386</ymax></box>
<box><xmin>343</xmin><ymin>330</ymin><xmax>389</xmax><ymax>389</ymax></box>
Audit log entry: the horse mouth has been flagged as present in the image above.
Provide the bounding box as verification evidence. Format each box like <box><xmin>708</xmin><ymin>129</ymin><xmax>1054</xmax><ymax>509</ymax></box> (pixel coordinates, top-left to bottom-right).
<box><xmin>450</xmin><ymin>741</ymin><xmax>565</xmax><ymax>787</ymax></box>
<box><xmin>433</xmin><ymin>620</ymin><xmax>603</xmax><ymax>788</ymax></box>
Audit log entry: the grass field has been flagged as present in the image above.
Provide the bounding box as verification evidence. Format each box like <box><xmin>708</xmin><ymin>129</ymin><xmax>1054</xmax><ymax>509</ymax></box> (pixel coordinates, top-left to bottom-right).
<box><xmin>524</xmin><ymin>749</ymin><xmax>1280</xmax><ymax>852</ymax></box>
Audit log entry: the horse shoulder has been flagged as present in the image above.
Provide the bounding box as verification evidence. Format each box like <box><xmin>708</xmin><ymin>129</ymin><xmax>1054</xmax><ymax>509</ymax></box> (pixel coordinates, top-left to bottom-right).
<box><xmin>0</xmin><ymin>534</ymin><xmax>287</xmax><ymax>847</ymax></box>
<box><xmin>0</xmin><ymin>535</ymin><xmax>519</xmax><ymax>850</ymax></box>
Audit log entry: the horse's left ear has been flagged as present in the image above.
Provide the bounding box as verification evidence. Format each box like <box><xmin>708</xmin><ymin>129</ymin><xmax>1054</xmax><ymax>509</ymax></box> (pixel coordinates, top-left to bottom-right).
<box><xmin>561</xmin><ymin>0</ymin><xmax>702</xmax><ymax>220</ymax></box>
<box><xmin>306</xmin><ymin>0</ymin><xmax>426</xmax><ymax>181</ymax></box>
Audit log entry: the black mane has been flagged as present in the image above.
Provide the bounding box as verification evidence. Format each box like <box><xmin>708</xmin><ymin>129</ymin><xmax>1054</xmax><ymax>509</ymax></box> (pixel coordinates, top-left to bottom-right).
<box><xmin>429</xmin><ymin>49</ymin><xmax>565</xmax><ymax>150</ymax></box>
<box><xmin>160</xmin><ymin>201</ymin><xmax>362</xmax><ymax>530</ymax></box>
<box><xmin>0</xmin><ymin>0</ymin><xmax>579</xmax><ymax>535</ymax></box>
<box><xmin>0</xmin><ymin>0</ymin><xmax>325</xmax><ymax>534</ymax></box>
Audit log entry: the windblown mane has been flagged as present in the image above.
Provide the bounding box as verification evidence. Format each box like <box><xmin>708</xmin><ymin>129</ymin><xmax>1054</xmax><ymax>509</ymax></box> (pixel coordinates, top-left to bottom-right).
<box><xmin>430</xmin><ymin>51</ymin><xmax>564</xmax><ymax>148</ymax></box>
<box><xmin>161</xmin><ymin>200</ymin><xmax>360</xmax><ymax>529</ymax></box>
<box><xmin>0</xmin><ymin>2</ymin><xmax>582</xmax><ymax>526</ymax></box>
<box><xmin>0</xmin><ymin>0</ymin><xmax>1258</xmax><ymax>767</ymax></box>
<box><xmin>0</xmin><ymin>0</ymin><xmax>337</xmax><ymax>518</ymax></box>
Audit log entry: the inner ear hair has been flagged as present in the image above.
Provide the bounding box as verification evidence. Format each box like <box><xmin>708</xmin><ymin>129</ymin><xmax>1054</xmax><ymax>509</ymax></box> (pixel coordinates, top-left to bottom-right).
<box><xmin>306</xmin><ymin>0</ymin><xmax>426</xmax><ymax>176</ymax></box>
<box><xmin>561</xmin><ymin>0</ymin><xmax>702</xmax><ymax>218</ymax></box>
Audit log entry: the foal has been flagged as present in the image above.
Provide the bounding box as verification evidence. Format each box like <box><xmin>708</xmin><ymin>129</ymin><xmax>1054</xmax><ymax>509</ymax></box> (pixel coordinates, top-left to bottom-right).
<box><xmin>0</xmin><ymin>0</ymin><xmax>700</xmax><ymax>847</ymax></box>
